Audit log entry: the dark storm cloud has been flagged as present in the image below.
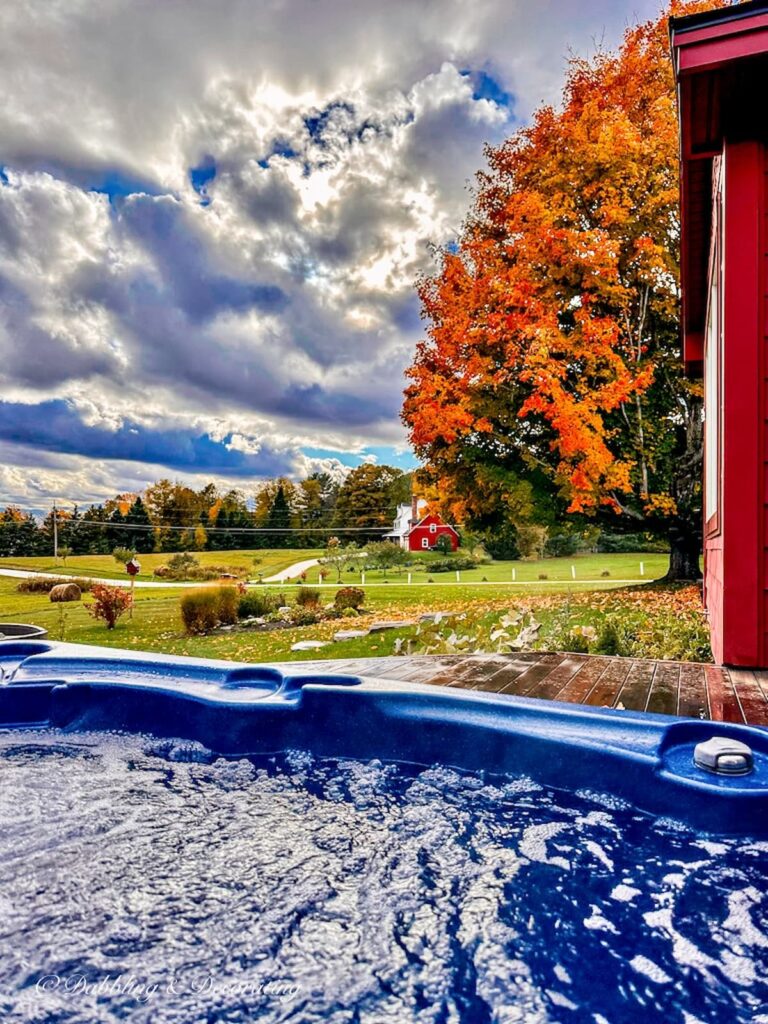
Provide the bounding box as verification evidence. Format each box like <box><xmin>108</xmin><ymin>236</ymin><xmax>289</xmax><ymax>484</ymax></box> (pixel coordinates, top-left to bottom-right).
<box><xmin>119</xmin><ymin>194</ymin><xmax>287</xmax><ymax>323</ymax></box>
<box><xmin>0</xmin><ymin>400</ymin><xmax>297</xmax><ymax>477</ymax></box>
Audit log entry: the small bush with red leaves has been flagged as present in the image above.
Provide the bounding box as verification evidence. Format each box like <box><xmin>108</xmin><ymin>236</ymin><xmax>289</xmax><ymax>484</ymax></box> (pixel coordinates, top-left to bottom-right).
<box><xmin>87</xmin><ymin>584</ymin><xmax>132</xmax><ymax>629</ymax></box>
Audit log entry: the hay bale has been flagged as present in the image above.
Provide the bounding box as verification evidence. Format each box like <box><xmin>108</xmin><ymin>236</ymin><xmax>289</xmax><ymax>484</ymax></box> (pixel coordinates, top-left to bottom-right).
<box><xmin>49</xmin><ymin>583</ymin><xmax>82</xmax><ymax>603</ymax></box>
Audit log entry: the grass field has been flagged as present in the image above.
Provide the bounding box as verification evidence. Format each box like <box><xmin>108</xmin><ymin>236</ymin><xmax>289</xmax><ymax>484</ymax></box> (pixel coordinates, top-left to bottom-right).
<box><xmin>300</xmin><ymin>551</ymin><xmax>668</xmax><ymax>586</ymax></box>
<box><xmin>0</xmin><ymin>549</ymin><xmax>323</xmax><ymax>581</ymax></box>
<box><xmin>0</xmin><ymin>550</ymin><xmax>710</xmax><ymax>664</ymax></box>
<box><xmin>0</xmin><ymin>548</ymin><xmax>668</xmax><ymax>585</ymax></box>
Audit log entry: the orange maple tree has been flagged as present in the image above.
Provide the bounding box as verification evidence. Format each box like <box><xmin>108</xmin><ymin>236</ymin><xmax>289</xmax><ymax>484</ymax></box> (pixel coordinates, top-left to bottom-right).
<box><xmin>403</xmin><ymin>1</ymin><xmax>725</xmax><ymax>578</ymax></box>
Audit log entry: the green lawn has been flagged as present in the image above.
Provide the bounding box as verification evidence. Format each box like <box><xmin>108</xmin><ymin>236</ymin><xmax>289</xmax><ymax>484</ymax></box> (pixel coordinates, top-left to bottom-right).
<box><xmin>0</xmin><ymin>549</ymin><xmax>710</xmax><ymax>664</ymax></box>
<box><xmin>0</xmin><ymin>548</ymin><xmax>669</xmax><ymax>586</ymax></box>
<box><xmin>0</xmin><ymin>548</ymin><xmax>323</xmax><ymax>581</ymax></box>
<box><xmin>305</xmin><ymin>551</ymin><xmax>668</xmax><ymax>587</ymax></box>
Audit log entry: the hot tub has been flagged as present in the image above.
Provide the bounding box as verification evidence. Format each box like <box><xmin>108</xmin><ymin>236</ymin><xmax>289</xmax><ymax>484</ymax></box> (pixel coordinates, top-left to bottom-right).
<box><xmin>1</xmin><ymin>641</ymin><xmax>766</xmax><ymax>1023</ymax></box>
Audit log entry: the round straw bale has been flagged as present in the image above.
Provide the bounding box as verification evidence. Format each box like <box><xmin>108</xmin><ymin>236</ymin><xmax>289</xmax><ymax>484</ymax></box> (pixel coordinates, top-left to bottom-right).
<box><xmin>49</xmin><ymin>583</ymin><xmax>82</xmax><ymax>603</ymax></box>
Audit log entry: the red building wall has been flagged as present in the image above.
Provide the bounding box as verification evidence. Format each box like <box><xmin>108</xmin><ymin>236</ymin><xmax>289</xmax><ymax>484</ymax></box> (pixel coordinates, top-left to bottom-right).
<box><xmin>672</xmin><ymin>2</ymin><xmax>768</xmax><ymax>667</ymax></box>
<box><xmin>704</xmin><ymin>140</ymin><xmax>765</xmax><ymax>666</ymax></box>
<box><xmin>407</xmin><ymin>516</ymin><xmax>459</xmax><ymax>552</ymax></box>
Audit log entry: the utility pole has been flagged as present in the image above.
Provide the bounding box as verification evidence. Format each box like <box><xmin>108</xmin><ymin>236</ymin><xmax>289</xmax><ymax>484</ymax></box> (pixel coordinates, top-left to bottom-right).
<box><xmin>52</xmin><ymin>502</ymin><xmax>58</xmax><ymax>563</ymax></box>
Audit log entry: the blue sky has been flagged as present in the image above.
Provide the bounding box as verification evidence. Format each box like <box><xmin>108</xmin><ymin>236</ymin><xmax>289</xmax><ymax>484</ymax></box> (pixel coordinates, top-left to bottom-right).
<box><xmin>0</xmin><ymin>0</ymin><xmax>659</xmax><ymax>509</ymax></box>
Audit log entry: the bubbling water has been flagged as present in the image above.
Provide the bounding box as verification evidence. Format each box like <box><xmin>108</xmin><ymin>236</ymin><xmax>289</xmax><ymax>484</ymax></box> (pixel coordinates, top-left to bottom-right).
<box><xmin>0</xmin><ymin>728</ymin><xmax>766</xmax><ymax>1024</ymax></box>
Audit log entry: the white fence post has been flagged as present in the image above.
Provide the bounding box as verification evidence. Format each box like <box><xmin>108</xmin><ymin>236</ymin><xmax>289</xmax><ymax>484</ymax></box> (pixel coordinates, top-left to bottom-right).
<box><xmin>571</xmin><ymin>565</ymin><xmax>576</xmax><ymax>580</ymax></box>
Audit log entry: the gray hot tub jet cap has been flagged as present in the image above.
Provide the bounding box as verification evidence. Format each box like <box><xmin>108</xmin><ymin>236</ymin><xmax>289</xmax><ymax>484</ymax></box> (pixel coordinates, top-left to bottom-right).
<box><xmin>693</xmin><ymin>736</ymin><xmax>754</xmax><ymax>776</ymax></box>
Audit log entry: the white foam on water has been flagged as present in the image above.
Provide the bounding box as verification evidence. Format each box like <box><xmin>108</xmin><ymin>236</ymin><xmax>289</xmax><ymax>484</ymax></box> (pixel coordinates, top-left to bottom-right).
<box><xmin>629</xmin><ymin>954</ymin><xmax>672</xmax><ymax>985</ymax></box>
<box><xmin>0</xmin><ymin>727</ymin><xmax>765</xmax><ymax>1024</ymax></box>
<box><xmin>610</xmin><ymin>884</ymin><xmax>641</xmax><ymax>903</ymax></box>
<box><xmin>518</xmin><ymin>822</ymin><xmax>571</xmax><ymax>870</ymax></box>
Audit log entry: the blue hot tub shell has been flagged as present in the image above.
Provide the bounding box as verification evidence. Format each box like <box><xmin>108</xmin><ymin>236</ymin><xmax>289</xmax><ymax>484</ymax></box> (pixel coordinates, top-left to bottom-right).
<box><xmin>1</xmin><ymin>641</ymin><xmax>767</xmax><ymax>837</ymax></box>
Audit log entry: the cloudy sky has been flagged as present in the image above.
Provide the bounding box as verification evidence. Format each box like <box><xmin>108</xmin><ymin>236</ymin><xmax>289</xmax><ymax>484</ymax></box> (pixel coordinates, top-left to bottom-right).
<box><xmin>0</xmin><ymin>0</ymin><xmax>660</xmax><ymax>511</ymax></box>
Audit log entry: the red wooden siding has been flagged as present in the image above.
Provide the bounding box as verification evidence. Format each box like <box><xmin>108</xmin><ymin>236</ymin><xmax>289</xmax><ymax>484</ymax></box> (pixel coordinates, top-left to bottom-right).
<box><xmin>762</xmin><ymin>145</ymin><xmax>768</xmax><ymax>665</ymax></box>
<box><xmin>710</xmin><ymin>140</ymin><xmax>764</xmax><ymax>666</ymax></box>
<box><xmin>673</xmin><ymin>3</ymin><xmax>768</xmax><ymax>667</ymax></box>
<box><xmin>703</xmin><ymin>140</ymin><xmax>765</xmax><ymax>665</ymax></box>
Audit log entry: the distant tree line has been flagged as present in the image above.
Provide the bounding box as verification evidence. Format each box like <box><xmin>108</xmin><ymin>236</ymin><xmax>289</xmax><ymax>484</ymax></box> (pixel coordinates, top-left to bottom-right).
<box><xmin>0</xmin><ymin>466</ymin><xmax>414</xmax><ymax>558</ymax></box>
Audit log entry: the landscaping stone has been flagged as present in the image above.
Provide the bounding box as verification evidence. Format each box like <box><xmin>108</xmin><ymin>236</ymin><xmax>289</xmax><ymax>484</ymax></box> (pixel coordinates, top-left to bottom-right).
<box><xmin>291</xmin><ymin>640</ymin><xmax>329</xmax><ymax>652</ymax></box>
<box><xmin>333</xmin><ymin>629</ymin><xmax>370</xmax><ymax>642</ymax></box>
<box><xmin>369</xmin><ymin>620</ymin><xmax>416</xmax><ymax>632</ymax></box>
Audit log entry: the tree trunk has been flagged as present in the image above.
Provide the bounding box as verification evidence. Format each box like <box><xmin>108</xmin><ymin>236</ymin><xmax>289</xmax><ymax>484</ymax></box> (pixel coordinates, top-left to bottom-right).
<box><xmin>663</xmin><ymin>395</ymin><xmax>703</xmax><ymax>582</ymax></box>
<box><xmin>665</xmin><ymin>516</ymin><xmax>702</xmax><ymax>581</ymax></box>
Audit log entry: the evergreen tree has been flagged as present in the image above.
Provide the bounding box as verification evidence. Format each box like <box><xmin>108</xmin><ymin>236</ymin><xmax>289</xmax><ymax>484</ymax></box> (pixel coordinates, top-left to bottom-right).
<box><xmin>105</xmin><ymin>507</ymin><xmax>127</xmax><ymax>553</ymax></box>
<box><xmin>266</xmin><ymin>485</ymin><xmax>291</xmax><ymax>548</ymax></box>
<box><xmin>125</xmin><ymin>496</ymin><xmax>154</xmax><ymax>553</ymax></box>
<box><xmin>0</xmin><ymin>508</ymin><xmax>42</xmax><ymax>557</ymax></box>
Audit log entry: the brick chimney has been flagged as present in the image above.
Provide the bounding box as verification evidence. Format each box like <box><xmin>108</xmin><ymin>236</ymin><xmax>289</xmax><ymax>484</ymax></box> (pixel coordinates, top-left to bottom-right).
<box><xmin>411</xmin><ymin>494</ymin><xmax>419</xmax><ymax>525</ymax></box>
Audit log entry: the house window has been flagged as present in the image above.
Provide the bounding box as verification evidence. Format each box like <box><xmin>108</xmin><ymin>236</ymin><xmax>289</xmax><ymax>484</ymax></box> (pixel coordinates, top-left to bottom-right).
<box><xmin>430</xmin><ymin>523</ymin><xmax>436</xmax><ymax>534</ymax></box>
<box><xmin>704</xmin><ymin>161</ymin><xmax>723</xmax><ymax>532</ymax></box>
<box><xmin>421</xmin><ymin>537</ymin><xmax>429</xmax><ymax>549</ymax></box>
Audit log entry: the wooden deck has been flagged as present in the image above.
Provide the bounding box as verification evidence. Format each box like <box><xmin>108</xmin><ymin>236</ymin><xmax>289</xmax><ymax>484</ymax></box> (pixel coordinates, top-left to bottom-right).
<box><xmin>273</xmin><ymin>652</ymin><xmax>768</xmax><ymax>726</ymax></box>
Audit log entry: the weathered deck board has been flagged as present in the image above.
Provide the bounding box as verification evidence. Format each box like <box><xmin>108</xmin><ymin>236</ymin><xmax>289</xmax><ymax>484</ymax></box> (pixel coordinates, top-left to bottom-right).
<box><xmin>678</xmin><ymin>663</ymin><xmax>710</xmax><ymax>720</ymax></box>
<box><xmin>728</xmin><ymin>669</ymin><xmax>768</xmax><ymax>723</ymax></box>
<box><xmin>614</xmin><ymin>661</ymin><xmax>656</xmax><ymax>712</ymax></box>
<box><xmin>645</xmin><ymin>662</ymin><xmax>681</xmax><ymax>716</ymax></box>
<box><xmin>272</xmin><ymin>653</ymin><xmax>768</xmax><ymax>726</ymax></box>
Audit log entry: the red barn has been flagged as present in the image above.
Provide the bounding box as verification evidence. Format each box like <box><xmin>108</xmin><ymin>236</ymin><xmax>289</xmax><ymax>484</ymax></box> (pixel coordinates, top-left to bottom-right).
<box><xmin>672</xmin><ymin>2</ymin><xmax>768</xmax><ymax>666</ymax></box>
<box><xmin>406</xmin><ymin>513</ymin><xmax>460</xmax><ymax>553</ymax></box>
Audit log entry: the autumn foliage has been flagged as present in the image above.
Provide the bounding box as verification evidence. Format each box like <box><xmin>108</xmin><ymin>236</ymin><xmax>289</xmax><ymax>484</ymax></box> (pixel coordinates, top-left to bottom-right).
<box><xmin>87</xmin><ymin>584</ymin><xmax>133</xmax><ymax>629</ymax></box>
<box><xmin>403</xmin><ymin>2</ymin><xmax>724</xmax><ymax>566</ymax></box>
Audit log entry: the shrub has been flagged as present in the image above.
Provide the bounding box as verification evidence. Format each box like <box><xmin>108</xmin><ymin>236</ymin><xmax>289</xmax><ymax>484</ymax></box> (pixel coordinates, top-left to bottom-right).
<box><xmin>545</xmin><ymin>532</ymin><xmax>579</xmax><ymax>558</ymax></box>
<box><xmin>565</xmin><ymin>631</ymin><xmax>589</xmax><ymax>654</ymax></box>
<box><xmin>179</xmin><ymin>586</ymin><xmax>240</xmax><ymax>633</ymax></box>
<box><xmin>594</xmin><ymin>618</ymin><xmax>625</xmax><ymax>656</ymax></box>
<box><xmin>180</xmin><ymin>589</ymin><xmax>221</xmax><ymax>634</ymax></box>
<box><xmin>155</xmin><ymin>553</ymin><xmax>245</xmax><ymax>582</ymax></box>
<box><xmin>289</xmin><ymin>606</ymin><xmax>320</xmax><ymax>626</ymax></box>
<box><xmin>334</xmin><ymin>587</ymin><xmax>365</xmax><ymax>611</ymax></box>
<box><xmin>87</xmin><ymin>584</ymin><xmax>132</xmax><ymax>629</ymax></box>
<box><xmin>516</xmin><ymin>524</ymin><xmax>549</xmax><ymax>560</ymax></box>
<box><xmin>597</xmin><ymin>532</ymin><xmax>669</xmax><ymax>554</ymax></box>
<box><xmin>538</xmin><ymin>573</ymin><xmax>548</xmax><ymax>580</ymax></box>
<box><xmin>168</xmin><ymin>551</ymin><xmax>199</xmax><ymax>571</ymax></box>
<box><xmin>296</xmin><ymin>587</ymin><xmax>321</xmax><ymax>608</ymax></box>
<box><xmin>601</xmin><ymin>570</ymin><xmax>611</xmax><ymax>578</ymax></box>
<box><xmin>237</xmin><ymin>590</ymin><xmax>278</xmax><ymax>619</ymax></box>
<box><xmin>428</xmin><ymin>555</ymin><xmax>481</xmax><ymax>573</ymax></box>
<box><xmin>482</xmin><ymin>525</ymin><xmax>520</xmax><ymax>561</ymax></box>
<box><xmin>217</xmin><ymin>586</ymin><xmax>239</xmax><ymax>625</ymax></box>
<box><xmin>49</xmin><ymin>583</ymin><xmax>81</xmax><ymax>603</ymax></box>
<box><xmin>17</xmin><ymin>576</ymin><xmax>93</xmax><ymax>594</ymax></box>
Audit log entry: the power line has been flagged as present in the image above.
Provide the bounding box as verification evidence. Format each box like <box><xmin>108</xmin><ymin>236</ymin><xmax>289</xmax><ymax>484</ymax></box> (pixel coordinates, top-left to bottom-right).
<box><xmin>46</xmin><ymin>519</ymin><xmax>455</xmax><ymax>533</ymax></box>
